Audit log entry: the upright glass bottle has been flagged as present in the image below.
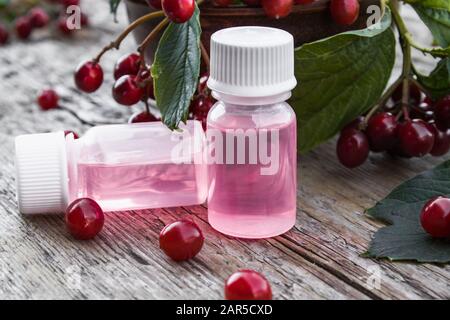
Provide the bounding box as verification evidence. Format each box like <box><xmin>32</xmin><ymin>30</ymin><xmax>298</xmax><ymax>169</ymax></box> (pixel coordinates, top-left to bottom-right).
<box><xmin>206</xmin><ymin>27</ymin><xmax>298</xmax><ymax>239</ymax></box>
<box><xmin>15</xmin><ymin>121</ymin><xmax>207</xmax><ymax>214</ymax></box>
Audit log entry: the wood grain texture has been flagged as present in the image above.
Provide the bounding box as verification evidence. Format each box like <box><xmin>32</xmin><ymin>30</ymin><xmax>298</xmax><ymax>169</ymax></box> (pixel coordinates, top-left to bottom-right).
<box><xmin>0</xmin><ymin>2</ymin><xmax>449</xmax><ymax>300</ymax></box>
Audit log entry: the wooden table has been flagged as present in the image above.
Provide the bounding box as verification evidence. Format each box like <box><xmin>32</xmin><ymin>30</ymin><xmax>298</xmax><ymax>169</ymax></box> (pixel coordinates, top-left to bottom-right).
<box><xmin>0</xmin><ymin>2</ymin><xmax>448</xmax><ymax>300</ymax></box>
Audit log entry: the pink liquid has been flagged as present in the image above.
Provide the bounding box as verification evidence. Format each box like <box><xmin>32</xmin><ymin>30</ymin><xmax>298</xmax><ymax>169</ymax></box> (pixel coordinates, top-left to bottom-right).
<box><xmin>74</xmin><ymin>162</ymin><xmax>207</xmax><ymax>212</ymax></box>
<box><xmin>207</xmin><ymin>112</ymin><xmax>297</xmax><ymax>238</ymax></box>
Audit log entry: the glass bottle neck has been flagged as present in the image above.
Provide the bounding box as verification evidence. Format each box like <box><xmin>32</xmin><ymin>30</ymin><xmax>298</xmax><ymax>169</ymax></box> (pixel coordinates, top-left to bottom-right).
<box><xmin>211</xmin><ymin>91</ymin><xmax>291</xmax><ymax>106</ymax></box>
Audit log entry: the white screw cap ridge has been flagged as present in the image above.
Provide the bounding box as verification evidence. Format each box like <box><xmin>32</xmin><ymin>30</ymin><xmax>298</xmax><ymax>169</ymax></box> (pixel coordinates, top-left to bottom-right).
<box><xmin>15</xmin><ymin>132</ymin><xmax>69</xmax><ymax>215</ymax></box>
<box><xmin>208</xmin><ymin>26</ymin><xmax>297</xmax><ymax>98</ymax></box>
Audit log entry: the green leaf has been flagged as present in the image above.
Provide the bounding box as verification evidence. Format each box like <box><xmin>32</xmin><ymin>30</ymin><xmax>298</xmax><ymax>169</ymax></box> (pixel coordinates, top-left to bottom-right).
<box><xmin>152</xmin><ymin>5</ymin><xmax>201</xmax><ymax>130</ymax></box>
<box><xmin>110</xmin><ymin>0</ymin><xmax>122</xmax><ymax>20</ymax></box>
<box><xmin>0</xmin><ymin>0</ymin><xmax>10</xmax><ymax>8</ymax></box>
<box><xmin>366</xmin><ymin>160</ymin><xmax>450</xmax><ymax>263</ymax></box>
<box><xmin>409</xmin><ymin>0</ymin><xmax>450</xmax><ymax>48</ymax></box>
<box><xmin>291</xmin><ymin>9</ymin><xmax>396</xmax><ymax>153</ymax></box>
<box><xmin>415</xmin><ymin>58</ymin><xmax>450</xmax><ymax>99</ymax></box>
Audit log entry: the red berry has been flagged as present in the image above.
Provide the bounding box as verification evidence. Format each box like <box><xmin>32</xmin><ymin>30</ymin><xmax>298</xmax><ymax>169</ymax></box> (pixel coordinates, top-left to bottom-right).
<box><xmin>330</xmin><ymin>0</ymin><xmax>360</xmax><ymax>26</ymax></box>
<box><xmin>15</xmin><ymin>16</ymin><xmax>32</xmax><ymax>40</ymax></box>
<box><xmin>129</xmin><ymin>111</ymin><xmax>160</xmax><ymax>123</ymax></box>
<box><xmin>397</xmin><ymin>119</ymin><xmax>435</xmax><ymax>157</ymax></box>
<box><xmin>64</xmin><ymin>130</ymin><xmax>79</xmax><ymax>139</ymax></box>
<box><xmin>213</xmin><ymin>0</ymin><xmax>233</xmax><ymax>7</ymax></box>
<box><xmin>37</xmin><ymin>89</ymin><xmax>59</xmax><ymax>110</ymax></box>
<box><xmin>62</xmin><ymin>0</ymin><xmax>80</xmax><ymax>7</ymax></box>
<box><xmin>146</xmin><ymin>0</ymin><xmax>163</xmax><ymax>9</ymax></box>
<box><xmin>65</xmin><ymin>198</ymin><xmax>104</xmax><ymax>240</ymax></box>
<box><xmin>0</xmin><ymin>24</ymin><xmax>9</xmax><ymax>45</ymax></box>
<box><xmin>225</xmin><ymin>270</ymin><xmax>272</xmax><ymax>300</ymax></box>
<box><xmin>428</xmin><ymin>123</ymin><xmax>450</xmax><ymax>157</ymax></box>
<box><xmin>423</xmin><ymin>96</ymin><xmax>434</xmax><ymax>108</ymax></box>
<box><xmin>29</xmin><ymin>8</ymin><xmax>50</xmax><ymax>29</ymax></box>
<box><xmin>113</xmin><ymin>75</ymin><xmax>144</xmax><ymax>106</ymax></box>
<box><xmin>137</xmin><ymin>69</ymin><xmax>155</xmax><ymax>100</ymax></box>
<box><xmin>114</xmin><ymin>53</ymin><xmax>141</xmax><ymax>80</ymax></box>
<box><xmin>366</xmin><ymin>112</ymin><xmax>398</xmax><ymax>152</ymax></box>
<box><xmin>420</xmin><ymin>197</ymin><xmax>450</xmax><ymax>238</ymax></box>
<box><xmin>191</xmin><ymin>95</ymin><xmax>214</xmax><ymax>117</ymax></box>
<box><xmin>162</xmin><ymin>0</ymin><xmax>195</xmax><ymax>23</ymax></box>
<box><xmin>336</xmin><ymin>128</ymin><xmax>369</xmax><ymax>168</ymax></box>
<box><xmin>159</xmin><ymin>220</ymin><xmax>204</xmax><ymax>261</ymax></box>
<box><xmin>243</xmin><ymin>0</ymin><xmax>261</xmax><ymax>6</ymax></box>
<box><xmin>391</xmin><ymin>83</ymin><xmax>422</xmax><ymax>104</ymax></box>
<box><xmin>295</xmin><ymin>0</ymin><xmax>314</xmax><ymax>4</ymax></box>
<box><xmin>58</xmin><ymin>16</ymin><xmax>74</xmax><ymax>35</ymax></box>
<box><xmin>340</xmin><ymin>116</ymin><xmax>365</xmax><ymax>136</ymax></box>
<box><xmin>74</xmin><ymin>61</ymin><xmax>104</xmax><ymax>93</ymax></box>
<box><xmin>262</xmin><ymin>0</ymin><xmax>293</xmax><ymax>19</ymax></box>
<box><xmin>197</xmin><ymin>72</ymin><xmax>209</xmax><ymax>94</ymax></box>
<box><xmin>80</xmin><ymin>13</ymin><xmax>89</xmax><ymax>27</ymax></box>
<box><xmin>434</xmin><ymin>96</ymin><xmax>450</xmax><ymax>130</ymax></box>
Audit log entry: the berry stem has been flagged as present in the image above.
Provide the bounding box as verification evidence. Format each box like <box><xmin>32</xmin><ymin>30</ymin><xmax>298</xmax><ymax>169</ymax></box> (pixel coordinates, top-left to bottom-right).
<box><xmin>363</xmin><ymin>76</ymin><xmax>403</xmax><ymax>126</ymax></box>
<box><xmin>200</xmin><ymin>41</ymin><xmax>210</xmax><ymax>72</ymax></box>
<box><xmin>93</xmin><ymin>10</ymin><xmax>165</xmax><ymax>63</ymax></box>
<box><xmin>388</xmin><ymin>1</ymin><xmax>412</xmax><ymax>106</ymax></box>
<box><xmin>404</xmin><ymin>33</ymin><xmax>448</xmax><ymax>58</ymax></box>
<box><xmin>137</xmin><ymin>18</ymin><xmax>169</xmax><ymax>67</ymax></box>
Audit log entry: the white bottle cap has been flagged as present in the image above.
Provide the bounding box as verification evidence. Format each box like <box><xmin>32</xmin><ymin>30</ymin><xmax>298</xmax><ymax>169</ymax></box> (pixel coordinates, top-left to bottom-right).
<box><xmin>208</xmin><ymin>26</ymin><xmax>297</xmax><ymax>103</ymax></box>
<box><xmin>15</xmin><ymin>132</ymin><xmax>69</xmax><ymax>215</ymax></box>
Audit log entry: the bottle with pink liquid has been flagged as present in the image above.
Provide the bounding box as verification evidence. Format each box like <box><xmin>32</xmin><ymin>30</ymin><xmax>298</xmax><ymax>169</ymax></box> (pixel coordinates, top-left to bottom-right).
<box><xmin>15</xmin><ymin>121</ymin><xmax>207</xmax><ymax>214</ymax></box>
<box><xmin>206</xmin><ymin>27</ymin><xmax>298</xmax><ymax>239</ymax></box>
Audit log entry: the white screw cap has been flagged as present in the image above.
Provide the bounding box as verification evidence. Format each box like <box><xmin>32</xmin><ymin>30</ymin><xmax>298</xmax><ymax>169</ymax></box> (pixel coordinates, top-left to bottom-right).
<box><xmin>15</xmin><ymin>132</ymin><xmax>69</xmax><ymax>215</ymax></box>
<box><xmin>208</xmin><ymin>26</ymin><xmax>297</xmax><ymax>99</ymax></box>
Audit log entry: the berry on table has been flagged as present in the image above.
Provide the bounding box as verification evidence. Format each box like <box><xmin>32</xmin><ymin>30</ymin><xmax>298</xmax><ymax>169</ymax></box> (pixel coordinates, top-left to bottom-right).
<box><xmin>162</xmin><ymin>0</ymin><xmax>195</xmax><ymax>24</ymax></box>
<box><xmin>146</xmin><ymin>0</ymin><xmax>163</xmax><ymax>9</ymax></box>
<box><xmin>336</xmin><ymin>128</ymin><xmax>369</xmax><ymax>168</ymax></box>
<box><xmin>37</xmin><ymin>89</ymin><xmax>59</xmax><ymax>110</ymax></box>
<box><xmin>428</xmin><ymin>123</ymin><xmax>450</xmax><ymax>157</ymax></box>
<box><xmin>329</xmin><ymin>0</ymin><xmax>360</xmax><ymax>26</ymax></box>
<box><xmin>434</xmin><ymin>96</ymin><xmax>450</xmax><ymax>131</ymax></box>
<box><xmin>64</xmin><ymin>130</ymin><xmax>80</xmax><ymax>139</ymax></box>
<box><xmin>262</xmin><ymin>0</ymin><xmax>293</xmax><ymax>19</ymax></box>
<box><xmin>114</xmin><ymin>53</ymin><xmax>141</xmax><ymax>80</ymax></box>
<box><xmin>159</xmin><ymin>220</ymin><xmax>204</xmax><ymax>261</ymax></box>
<box><xmin>340</xmin><ymin>116</ymin><xmax>365</xmax><ymax>135</ymax></box>
<box><xmin>366</xmin><ymin>112</ymin><xmax>398</xmax><ymax>152</ymax></box>
<box><xmin>225</xmin><ymin>270</ymin><xmax>272</xmax><ymax>300</ymax></box>
<box><xmin>29</xmin><ymin>8</ymin><xmax>50</xmax><ymax>29</ymax></box>
<box><xmin>0</xmin><ymin>24</ymin><xmax>9</xmax><ymax>45</ymax></box>
<box><xmin>15</xmin><ymin>16</ymin><xmax>33</xmax><ymax>40</ymax></box>
<box><xmin>420</xmin><ymin>196</ymin><xmax>450</xmax><ymax>238</ymax></box>
<box><xmin>65</xmin><ymin>198</ymin><xmax>105</xmax><ymax>240</ymax></box>
<box><xmin>112</xmin><ymin>75</ymin><xmax>144</xmax><ymax>106</ymax></box>
<box><xmin>74</xmin><ymin>61</ymin><xmax>104</xmax><ymax>93</ymax></box>
<box><xmin>397</xmin><ymin>119</ymin><xmax>435</xmax><ymax>157</ymax></box>
<box><xmin>129</xmin><ymin>111</ymin><xmax>160</xmax><ymax>123</ymax></box>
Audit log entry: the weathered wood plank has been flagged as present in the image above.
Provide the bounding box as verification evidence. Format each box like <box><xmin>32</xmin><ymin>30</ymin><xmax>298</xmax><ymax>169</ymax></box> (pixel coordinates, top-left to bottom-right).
<box><xmin>0</xmin><ymin>1</ymin><xmax>448</xmax><ymax>300</ymax></box>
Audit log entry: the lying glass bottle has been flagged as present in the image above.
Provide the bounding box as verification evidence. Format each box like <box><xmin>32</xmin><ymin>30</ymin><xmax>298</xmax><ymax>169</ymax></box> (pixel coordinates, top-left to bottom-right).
<box><xmin>15</xmin><ymin>120</ymin><xmax>207</xmax><ymax>214</ymax></box>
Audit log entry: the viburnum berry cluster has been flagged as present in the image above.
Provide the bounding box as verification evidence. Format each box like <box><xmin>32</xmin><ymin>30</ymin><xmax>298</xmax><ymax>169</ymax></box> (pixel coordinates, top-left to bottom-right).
<box><xmin>0</xmin><ymin>0</ymin><xmax>89</xmax><ymax>45</ymax></box>
<box><xmin>337</xmin><ymin>88</ymin><xmax>450</xmax><ymax>168</ymax></box>
<box><xmin>72</xmin><ymin>0</ymin><xmax>361</xmax><ymax>126</ymax></box>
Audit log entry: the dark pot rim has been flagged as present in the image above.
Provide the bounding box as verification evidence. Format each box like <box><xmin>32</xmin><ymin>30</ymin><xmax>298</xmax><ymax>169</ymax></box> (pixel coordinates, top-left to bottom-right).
<box><xmin>126</xmin><ymin>0</ymin><xmax>338</xmax><ymax>16</ymax></box>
